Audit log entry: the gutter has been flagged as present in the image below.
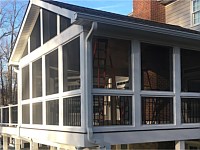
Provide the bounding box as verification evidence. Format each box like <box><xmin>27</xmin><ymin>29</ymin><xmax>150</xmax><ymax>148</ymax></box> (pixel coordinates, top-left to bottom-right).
<box><xmin>74</xmin><ymin>12</ymin><xmax>200</xmax><ymax>41</ymax></box>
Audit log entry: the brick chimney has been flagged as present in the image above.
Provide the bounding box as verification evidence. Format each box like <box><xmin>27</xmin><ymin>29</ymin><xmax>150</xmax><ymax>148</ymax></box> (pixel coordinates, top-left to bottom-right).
<box><xmin>132</xmin><ymin>0</ymin><xmax>166</xmax><ymax>23</ymax></box>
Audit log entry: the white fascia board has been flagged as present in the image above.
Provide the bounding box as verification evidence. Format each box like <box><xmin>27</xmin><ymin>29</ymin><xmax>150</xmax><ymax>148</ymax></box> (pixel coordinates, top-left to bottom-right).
<box><xmin>74</xmin><ymin>12</ymin><xmax>200</xmax><ymax>41</ymax></box>
<box><xmin>32</xmin><ymin>0</ymin><xmax>76</xmax><ymax>23</ymax></box>
<box><xmin>9</xmin><ymin>2</ymin><xmax>32</xmax><ymax>66</ymax></box>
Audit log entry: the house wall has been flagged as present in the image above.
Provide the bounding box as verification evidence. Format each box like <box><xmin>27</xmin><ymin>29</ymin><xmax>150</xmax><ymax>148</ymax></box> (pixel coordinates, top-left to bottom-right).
<box><xmin>166</xmin><ymin>0</ymin><xmax>200</xmax><ymax>31</ymax></box>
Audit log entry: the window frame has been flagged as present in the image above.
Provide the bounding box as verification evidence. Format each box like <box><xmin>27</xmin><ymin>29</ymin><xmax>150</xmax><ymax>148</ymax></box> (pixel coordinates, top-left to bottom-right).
<box><xmin>192</xmin><ymin>0</ymin><xmax>200</xmax><ymax>26</ymax></box>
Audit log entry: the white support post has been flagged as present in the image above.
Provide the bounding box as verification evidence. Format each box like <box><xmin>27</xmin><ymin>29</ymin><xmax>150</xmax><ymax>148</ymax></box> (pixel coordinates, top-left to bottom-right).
<box><xmin>57</xmin><ymin>15</ymin><xmax>60</xmax><ymax>35</ymax></box>
<box><xmin>15</xmin><ymin>138</ymin><xmax>21</xmax><ymax>150</ymax></box>
<box><xmin>58</xmin><ymin>45</ymin><xmax>63</xmax><ymax>126</ymax></box>
<box><xmin>3</xmin><ymin>135</ymin><xmax>8</xmax><ymax>150</ymax></box>
<box><xmin>132</xmin><ymin>40</ymin><xmax>141</xmax><ymax>128</ymax></box>
<box><xmin>30</xmin><ymin>141</ymin><xmax>38</xmax><ymax>150</ymax></box>
<box><xmin>30</xmin><ymin>62</ymin><xmax>33</xmax><ymax>125</ymax></box>
<box><xmin>18</xmin><ymin>67</ymin><xmax>22</xmax><ymax>128</ymax></box>
<box><xmin>0</xmin><ymin>108</ymin><xmax>2</xmax><ymax>124</ymax></box>
<box><xmin>175</xmin><ymin>141</ymin><xmax>185</xmax><ymax>150</ymax></box>
<box><xmin>173</xmin><ymin>47</ymin><xmax>181</xmax><ymax>126</ymax></box>
<box><xmin>8</xmin><ymin>105</ymin><xmax>11</xmax><ymax>126</ymax></box>
<box><xmin>80</xmin><ymin>32</ymin><xmax>86</xmax><ymax>129</ymax></box>
<box><xmin>42</xmin><ymin>55</ymin><xmax>46</xmax><ymax>125</ymax></box>
<box><xmin>84</xmin><ymin>31</ymin><xmax>93</xmax><ymax>129</ymax></box>
<box><xmin>50</xmin><ymin>146</ymin><xmax>57</xmax><ymax>150</ymax></box>
<box><xmin>40</xmin><ymin>9</ymin><xmax>43</xmax><ymax>46</ymax></box>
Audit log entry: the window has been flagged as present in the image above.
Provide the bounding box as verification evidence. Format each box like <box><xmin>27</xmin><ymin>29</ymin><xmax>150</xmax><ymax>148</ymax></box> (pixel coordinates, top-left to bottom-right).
<box><xmin>46</xmin><ymin>50</ymin><xmax>58</xmax><ymax>95</ymax></box>
<box><xmin>121</xmin><ymin>144</ymin><xmax>128</xmax><ymax>149</ymax></box>
<box><xmin>92</xmin><ymin>37</ymin><xmax>131</xmax><ymax>89</ymax></box>
<box><xmin>32</xmin><ymin>58</ymin><xmax>42</xmax><ymax>98</ymax></box>
<box><xmin>141</xmin><ymin>43</ymin><xmax>173</xmax><ymax>91</ymax></box>
<box><xmin>63</xmin><ymin>96</ymin><xmax>81</xmax><ymax>126</ymax></box>
<box><xmin>181</xmin><ymin>98</ymin><xmax>200</xmax><ymax>123</ymax></box>
<box><xmin>93</xmin><ymin>95</ymin><xmax>132</xmax><ymax>126</ymax></box>
<box><xmin>11</xmin><ymin>106</ymin><xmax>18</xmax><ymax>124</ymax></box>
<box><xmin>43</xmin><ymin>9</ymin><xmax>57</xmax><ymax>43</ymax></box>
<box><xmin>22</xmin><ymin>104</ymin><xmax>30</xmax><ymax>124</ymax></box>
<box><xmin>63</xmin><ymin>37</ymin><xmax>80</xmax><ymax>91</ymax></box>
<box><xmin>60</xmin><ymin>15</ymin><xmax>71</xmax><ymax>33</ymax></box>
<box><xmin>30</xmin><ymin>14</ymin><xmax>41</xmax><ymax>52</ymax></box>
<box><xmin>2</xmin><ymin>108</ymin><xmax>9</xmax><ymax>123</ymax></box>
<box><xmin>181</xmin><ymin>49</ymin><xmax>200</xmax><ymax>92</ymax></box>
<box><xmin>46</xmin><ymin>100</ymin><xmax>59</xmax><ymax>125</ymax></box>
<box><xmin>193</xmin><ymin>0</ymin><xmax>200</xmax><ymax>25</ymax></box>
<box><xmin>22</xmin><ymin>65</ymin><xmax>29</xmax><ymax>100</ymax></box>
<box><xmin>32</xmin><ymin>102</ymin><xmax>42</xmax><ymax>124</ymax></box>
<box><xmin>142</xmin><ymin>97</ymin><xmax>173</xmax><ymax>125</ymax></box>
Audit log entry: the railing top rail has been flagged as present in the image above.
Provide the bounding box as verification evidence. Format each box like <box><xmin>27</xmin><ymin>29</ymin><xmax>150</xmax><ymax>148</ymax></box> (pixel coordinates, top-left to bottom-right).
<box><xmin>0</xmin><ymin>104</ymin><xmax>18</xmax><ymax>109</ymax></box>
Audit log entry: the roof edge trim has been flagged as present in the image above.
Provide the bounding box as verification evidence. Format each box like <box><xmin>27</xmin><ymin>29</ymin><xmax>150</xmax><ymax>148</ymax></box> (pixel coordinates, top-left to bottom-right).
<box><xmin>74</xmin><ymin>12</ymin><xmax>200</xmax><ymax>41</ymax></box>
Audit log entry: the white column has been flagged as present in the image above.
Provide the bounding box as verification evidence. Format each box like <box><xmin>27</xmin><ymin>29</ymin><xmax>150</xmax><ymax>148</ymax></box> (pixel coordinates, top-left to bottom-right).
<box><xmin>18</xmin><ymin>67</ymin><xmax>22</xmax><ymax>127</ymax></box>
<box><xmin>21</xmin><ymin>140</ymin><xmax>25</xmax><ymax>149</ymax></box>
<box><xmin>40</xmin><ymin>9</ymin><xmax>43</xmax><ymax>46</ymax></box>
<box><xmin>175</xmin><ymin>141</ymin><xmax>185</xmax><ymax>150</ymax></box>
<box><xmin>42</xmin><ymin>55</ymin><xmax>46</xmax><ymax>125</ymax></box>
<box><xmin>30</xmin><ymin>141</ymin><xmax>38</xmax><ymax>150</ymax></box>
<box><xmin>8</xmin><ymin>105</ymin><xmax>11</xmax><ymax>126</ymax></box>
<box><xmin>3</xmin><ymin>135</ymin><xmax>8</xmax><ymax>150</ymax></box>
<box><xmin>132</xmin><ymin>40</ymin><xmax>141</xmax><ymax>128</ymax></box>
<box><xmin>30</xmin><ymin>62</ymin><xmax>33</xmax><ymax>125</ymax></box>
<box><xmin>15</xmin><ymin>138</ymin><xmax>21</xmax><ymax>150</ymax></box>
<box><xmin>173</xmin><ymin>47</ymin><xmax>181</xmax><ymax>126</ymax></box>
<box><xmin>57</xmin><ymin>15</ymin><xmax>60</xmax><ymax>35</ymax></box>
<box><xmin>58</xmin><ymin>46</ymin><xmax>63</xmax><ymax>126</ymax></box>
<box><xmin>50</xmin><ymin>146</ymin><xmax>57</xmax><ymax>150</ymax></box>
<box><xmin>0</xmin><ymin>108</ymin><xmax>3</xmax><ymax>124</ymax></box>
<box><xmin>80</xmin><ymin>32</ymin><xmax>86</xmax><ymax>129</ymax></box>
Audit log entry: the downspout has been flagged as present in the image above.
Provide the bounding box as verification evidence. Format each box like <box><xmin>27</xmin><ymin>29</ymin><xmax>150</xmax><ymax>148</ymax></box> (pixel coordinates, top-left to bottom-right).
<box><xmin>84</xmin><ymin>22</ymin><xmax>110</xmax><ymax>150</ymax></box>
<box><xmin>85</xmin><ymin>21</ymin><xmax>98</xmax><ymax>145</ymax></box>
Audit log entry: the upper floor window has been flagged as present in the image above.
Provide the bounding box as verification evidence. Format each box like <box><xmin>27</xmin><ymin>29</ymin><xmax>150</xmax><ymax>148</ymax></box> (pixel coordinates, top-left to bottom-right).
<box><xmin>181</xmin><ymin>49</ymin><xmax>200</xmax><ymax>92</ymax></box>
<box><xmin>46</xmin><ymin>50</ymin><xmax>58</xmax><ymax>95</ymax></box>
<box><xmin>30</xmin><ymin>14</ymin><xmax>41</xmax><ymax>52</ymax></box>
<box><xmin>141</xmin><ymin>43</ymin><xmax>173</xmax><ymax>91</ymax></box>
<box><xmin>22</xmin><ymin>65</ymin><xmax>30</xmax><ymax>100</ymax></box>
<box><xmin>60</xmin><ymin>15</ymin><xmax>71</xmax><ymax>33</ymax></box>
<box><xmin>193</xmin><ymin>0</ymin><xmax>200</xmax><ymax>25</ymax></box>
<box><xmin>63</xmin><ymin>37</ymin><xmax>80</xmax><ymax>92</ymax></box>
<box><xmin>92</xmin><ymin>37</ymin><xmax>132</xmax><ymax>90</ymax></box>
<box><xmin>43</xmin><ymin>9</ymin><xmax>57</xmax><ymax>44</ymax></box>
<box><xmin>32</xmin><ymin>58</ymin><xmax>42</xmax><ymax>98</ymax></box>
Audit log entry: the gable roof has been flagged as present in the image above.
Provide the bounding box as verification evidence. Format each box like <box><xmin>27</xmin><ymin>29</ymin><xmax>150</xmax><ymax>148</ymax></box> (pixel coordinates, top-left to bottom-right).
<box><xmin>44</xmin><ymin>0</ymin><xmax>200</xmax><ymax>35</ymax></box>
<box><xmin>9</xmin><ymin>0</ymin><xmax>200</xmax><ymax>65</ymax></box>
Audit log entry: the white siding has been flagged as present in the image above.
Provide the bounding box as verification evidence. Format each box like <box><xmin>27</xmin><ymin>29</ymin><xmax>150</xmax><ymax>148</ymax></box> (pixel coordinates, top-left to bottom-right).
<box><xmin>166</xmin><ymin>0</ymin><xmax>200</xmax><ymax>31</ymax></box>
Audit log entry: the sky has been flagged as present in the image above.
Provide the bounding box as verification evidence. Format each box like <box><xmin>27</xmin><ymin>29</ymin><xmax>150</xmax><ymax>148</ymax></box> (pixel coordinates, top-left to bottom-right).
<box><xmin>13</xmin><ymin>0</ymin><xmax>132</xmax><ymax>15</ymax></box>
<box><xmin>48</xmin><ymin>0</ymin><xmax>132</xmax><ymax>15</ymax></box>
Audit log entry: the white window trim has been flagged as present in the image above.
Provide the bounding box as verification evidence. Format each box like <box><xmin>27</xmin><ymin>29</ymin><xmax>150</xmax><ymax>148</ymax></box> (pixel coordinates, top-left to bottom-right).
<box><xmin>192</xmin><ymin>0</ymin><xmax>200</xmax><ymax>26</ymax></box>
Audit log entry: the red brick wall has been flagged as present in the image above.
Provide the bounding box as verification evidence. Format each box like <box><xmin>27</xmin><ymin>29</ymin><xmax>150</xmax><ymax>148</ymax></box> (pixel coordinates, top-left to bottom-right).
<box><xmin>151</xmin><ymin>0</ymin><xmax>165</xmax><ymax>23</ymax></box>
<box><xmin>132</xmin><ymin>0</ymin><xmax>166</xmax><ymax>23</ymax></box>
<box><xmin>132</xmin><ymin>0</ymin><xmax>151</xmax><ymax>20</ymax></box>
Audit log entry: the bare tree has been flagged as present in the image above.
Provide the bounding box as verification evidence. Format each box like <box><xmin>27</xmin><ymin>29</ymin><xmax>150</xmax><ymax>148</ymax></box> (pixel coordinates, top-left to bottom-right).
<box><xmin>0</xmin><ymin>0</ymin><xmax>27</xmax><ymax>105</ymax></box>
